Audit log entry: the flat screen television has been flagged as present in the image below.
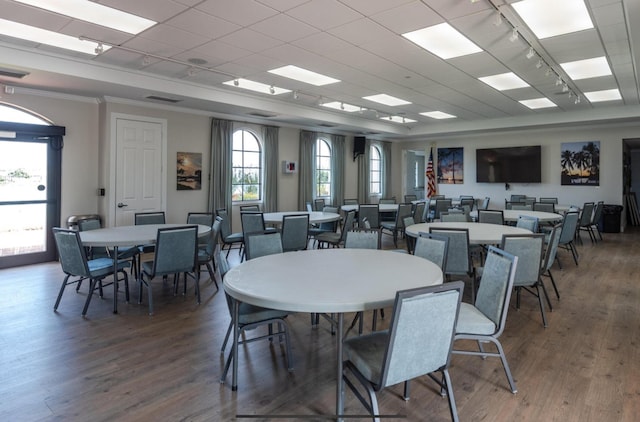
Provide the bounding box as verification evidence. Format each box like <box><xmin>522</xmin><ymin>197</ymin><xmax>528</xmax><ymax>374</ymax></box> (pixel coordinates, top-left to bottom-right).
<box><xmin>476</xmin><ymin>146</ymin><xmax>541</xmax><ymax>183</ymax></box>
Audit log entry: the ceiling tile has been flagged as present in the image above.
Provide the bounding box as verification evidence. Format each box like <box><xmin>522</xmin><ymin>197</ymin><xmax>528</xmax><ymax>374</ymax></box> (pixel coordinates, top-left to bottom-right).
<box><xmin>218</xmin><ymin>28</ymin><xmax>283</xmax><ymax>53</ymax></box>
<box><xmin>164</xmin><ymin>9</ymin><xmax>241</xmax><ymax>39</ymax></box>
<box><xmin>337</xmin><ymin>0</ymin><xmax>414</xmax><ymax>16</ymax></box>
<box><xmin>196</xmin><ymin>0</ymin><xmax>279</xmax><ymax>26</ymax></box>
<box><xmin>256</xmin><ymin>0</ymin><xmax>312</xmax><ymax>12</ymax></box>
<box><xmin>286</xmin><ymin>0</ymin><xmax>362</xmax><ymax>30</ymax></box>
<box><xmin>99</xmin><ymin>0</ymin><xmax>188</xmax><ymax>22</ymax></box>
<box><xmin>370</xmin><ymin>1</ymin><xmax>440</xmax><ymax>34</ymax></box>
<box><xmin>138</xmin><ymin>23</ymin><xmax>210</xmax><ymax>50</ymax></box>
<box><xmin>251</xmin><ymin>13</ymin><xmax>318</xmax><ymax>42</ymax></box>
<box><xmin>329</xmin><ymin>18</ymin><xmax>394</xmax><ymax>47</ymax></box>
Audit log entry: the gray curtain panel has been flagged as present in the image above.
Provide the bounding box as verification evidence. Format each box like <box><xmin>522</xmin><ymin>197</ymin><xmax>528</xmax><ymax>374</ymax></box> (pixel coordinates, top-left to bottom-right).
<box><xmin>381</xmin><ymin>141</ymin><xmax>392</xmax><ymax>199</ymax></box>
<box><xmin>262</xmin><ymin>125</ymin><xmax>279</xmax><ymax>213</ymax></box>
<box><xmin>298</xmin><ymin>130</ymin><xmax>317</xmax><ymax>211</ymax></box>
<box><xmin>330</xmin><ymin>134</ymin><xmax>345</xmax><ymax>208</ymax></box>
<box><xmin>209</xmin><ymin>118</ymin><xmax>233</xmax><ymax>222</ymax></box>
<box><xmin>357</xmin><ymin>138</ymin><xmax>372</xmax><ymax>203</ymax></box>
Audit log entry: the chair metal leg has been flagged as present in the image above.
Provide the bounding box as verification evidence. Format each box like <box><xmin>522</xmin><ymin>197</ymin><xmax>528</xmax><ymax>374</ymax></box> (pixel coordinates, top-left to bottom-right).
<box><xmin>81</xmin><ymin>278</ymin><xmax>98</xmax><ymax>316</ymax></box>
<box><xmin>54</xmin><ymin>275</ymin><xmax>72</xmax><ymax>311</ymax></box>
<box><xmin>443</xmin><ymin>369</ymin><xmax>460</xmax><ymax>422</ymax></box>
<box><xmin>536</xmin><ymin>285</ymin><xmax>548</xmax><ymax>328</ymax></box>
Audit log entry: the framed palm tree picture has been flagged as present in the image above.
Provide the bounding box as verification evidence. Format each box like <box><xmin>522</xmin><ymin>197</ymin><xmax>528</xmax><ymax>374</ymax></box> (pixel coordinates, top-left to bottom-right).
<box><xmin>437</xmin><ymin>147</ymin><xmax>463</xmax><ymax>184</ymax></box>
<box><xmin>561</xmin><ymin>141</ymin><xmax>600</xmax><ymax>186</ymax></box>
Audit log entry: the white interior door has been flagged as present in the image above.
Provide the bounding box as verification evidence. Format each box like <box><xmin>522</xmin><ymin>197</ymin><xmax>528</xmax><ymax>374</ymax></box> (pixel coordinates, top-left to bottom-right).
<box><xmin>115</xmin><ymin>118</ymin><xmax>164</xmax><ymax>226</ymax></box>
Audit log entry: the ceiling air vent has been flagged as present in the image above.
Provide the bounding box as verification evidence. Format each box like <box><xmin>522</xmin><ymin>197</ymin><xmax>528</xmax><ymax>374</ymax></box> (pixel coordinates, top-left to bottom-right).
<box><xmin>145</xmin><ymin>95</ymin><xmax>181</xmax><ymax>103</ymax></box>
<box><xmin>248</xmin><ymin>112</ymin><xmax>277</xmax><ymax>118</ymax></box>
<box><xmin>0</xmin><ymin>67</ymin><xmax>30</xmax><ymax>79</ymax></box>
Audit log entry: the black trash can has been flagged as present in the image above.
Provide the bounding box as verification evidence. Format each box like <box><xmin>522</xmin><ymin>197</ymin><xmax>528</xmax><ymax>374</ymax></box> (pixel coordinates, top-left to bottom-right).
<box><xmin>600</xmin><ymin>205</ymin><xmax>623</xmax><ymax>233</ymax></box>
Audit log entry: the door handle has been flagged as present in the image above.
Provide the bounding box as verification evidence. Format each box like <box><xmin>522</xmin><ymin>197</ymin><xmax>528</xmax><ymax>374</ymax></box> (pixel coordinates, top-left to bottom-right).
<box><xmin>117</xmin><ymin>202</ymin><xmax>128</xmax><ymax>208</ymax></box>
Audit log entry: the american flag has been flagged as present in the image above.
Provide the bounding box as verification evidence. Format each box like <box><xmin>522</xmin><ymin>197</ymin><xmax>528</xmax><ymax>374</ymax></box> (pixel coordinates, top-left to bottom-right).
<box><xmin>426</xmin><ymin>148</ymin><xmax>437</xmax><ymax>198</ymax></box>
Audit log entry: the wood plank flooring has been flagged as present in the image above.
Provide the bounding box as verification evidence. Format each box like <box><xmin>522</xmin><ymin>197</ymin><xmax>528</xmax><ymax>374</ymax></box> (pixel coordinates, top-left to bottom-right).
<box><xmin>0</xmin><ymin>228</ymin><xmax>638</xmax><ymax>421</ymax></box>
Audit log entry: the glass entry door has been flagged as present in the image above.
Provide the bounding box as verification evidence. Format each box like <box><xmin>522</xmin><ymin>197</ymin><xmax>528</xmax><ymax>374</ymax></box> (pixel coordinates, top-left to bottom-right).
<box><xmin>0</xmin><ymin>137</ymin><xmax>59</xmax><ymax>268</ymax></box>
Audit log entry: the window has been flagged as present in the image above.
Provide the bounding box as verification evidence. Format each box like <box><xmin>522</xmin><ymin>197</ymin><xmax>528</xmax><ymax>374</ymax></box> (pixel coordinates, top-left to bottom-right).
<box><xmin>315</xmin><ymin>138</ymin><xmax>331</xmax><ymax>198</ymax></box>
<box><xmin>232</xmin><ymin>129</ymin><xmax>261</xmax><ymax>202</ymax></box>
<box><xmin>370</xmin><ymin>145</ymin><xmax>382</xmax><ymax>195</ymax></box>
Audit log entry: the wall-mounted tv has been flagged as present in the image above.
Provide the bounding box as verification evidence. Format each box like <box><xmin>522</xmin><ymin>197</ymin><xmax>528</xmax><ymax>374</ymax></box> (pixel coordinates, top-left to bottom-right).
<box><xmin>476</xmin><ymin>146</ymin><xmax>541</xmax><ymax>183</ymax></box>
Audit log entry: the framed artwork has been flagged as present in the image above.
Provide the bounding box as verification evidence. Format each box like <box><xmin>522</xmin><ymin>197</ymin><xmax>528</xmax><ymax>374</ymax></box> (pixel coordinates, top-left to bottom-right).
<box><xmin>437</xmin><ymin>147</ymin><xmax>464</xmax><ymax>184</ymax></box>
<box><xmin>561</xmin><ymin>141</ymin><xmax>600</xmax><ymax>186</ymax></box>
<box><xmin>177</xmin><ymin>152</ymin><xmax>202</xmax><ymax>190</ymax></box>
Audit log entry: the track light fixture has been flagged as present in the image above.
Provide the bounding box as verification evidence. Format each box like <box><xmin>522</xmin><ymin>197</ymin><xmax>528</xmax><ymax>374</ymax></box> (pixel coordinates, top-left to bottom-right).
<box><xmin>494</xmin><ymin>11</ymin><xmax>503</xmax><ymax>26</ymax></box>
<box><xmin>562</xmin><ymin>83</ymin><xmax>569</xmax><ymax>92</ymax></box>
<box><xmin>293</xmin><ymin>90</ymin><xmax>299</xmax><ymax>99</ymax></box>
<box><xmin>340</xmin><ymin>102</ymin><xmax>345</xmax><ymax>110</ymax></box>
<box><xmin>142</xmin><ymin>55</ymin><xmax>151</xmax><ymax>65</ymax></box>
<box><xmin>574</xmin><ymin>95</ymin><xmax>581</xmax><ymax>104</ymax></box>
<box><xmin>555</xmin><ymin>76</ymin><xmax>563</xmax><ymax>86</ymax></box>
<box><xmin>509</xmin><ymin>28</ymin><xmax>519</xmax><ymax>42</ymax></box>
<box><xmin>269</xmin><ymin>85</ymin><xmax>275</xmax><ymax>94</ymax></box>
<box><xmin>526</xmin><ymin>47</ymin><xmax>535</xmax><ymax>59</ymax></box>
<box><xmin>545</xmin><ymin>67</ymin><xmax>552</xmax><ymax>76</ymax></box>
<box><xmin>536</xmin><ymin>60</ymin><xmax>543</xmax><ymax>69</ymax></box>
<box><xmin>94</xmin><ymin>43</ymin><xmax>104</xmax><ymax>54</ymax></box>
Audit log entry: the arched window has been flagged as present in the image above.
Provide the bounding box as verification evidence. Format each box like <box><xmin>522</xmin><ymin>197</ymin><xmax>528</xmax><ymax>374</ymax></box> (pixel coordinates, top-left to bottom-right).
<box><xmin>232</xmin><ymin>129</ymin><xmax>262</xmax><ymax>202</ymax></box>
<box><xmin>315</xmin><ymin>138</ymin><xmax>331</xmax><ymax>199</ymax></box>
<box><xmin>0</xmin><ymin>103</ymin><xmax>51</xmax><ymax>124</ymax></box>
<box><xmin>369</xmin><ymin>145</ymin><xmax>382</xmax><ymax>195</ymax></box>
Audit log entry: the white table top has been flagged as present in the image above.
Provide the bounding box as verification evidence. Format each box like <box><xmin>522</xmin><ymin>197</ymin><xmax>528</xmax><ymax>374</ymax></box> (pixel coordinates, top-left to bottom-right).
<box><xmin>405</xmin><ymin>221</ymin><xmax>532</xmax><ymax>245</ymax></box>
<box><xmin>262</xmin><ymin>211</ymin><xmax>341</xmax><ymax>225</ymax></box>
<box><xmin>224</xmin><ymin>248</ymin><xmax>443</xmax><ymax>313</ymax></box>
<box><xmin>79</xmin><ymin>223</ymin><xmax>210</xmax><ymax>247</ymax></box>
<box><xmin>340</xmin><ymin>203</ymin><xmax>399</xmax><ymax>213</ymax></box>
<box><xmin>470</xmin><ymin>209</ymin><xmax>563</xmax><ymax>223</ymax></box>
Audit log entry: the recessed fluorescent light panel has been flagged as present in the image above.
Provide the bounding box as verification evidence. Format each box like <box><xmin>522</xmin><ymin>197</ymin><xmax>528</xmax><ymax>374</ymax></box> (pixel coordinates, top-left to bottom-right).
<box><xmin>320</xmin><ymin>102</ymin><xmax>360</xmax><ymax>112</ymax></box>
<box><xmin>519</xmin><ymin>98</ymin><xmax>557</xmax><ymax>109</ymax></box>
<box><xmin>0</xmin><ymin>18</ymin><xmax>107</xmax><ymax>55</ymax></box>
<box><xmin>478</xmin><ymin>72</ymin><xmax>530</xmax><ymax>91</ymax></box>
<box><xmin>560</xmin><ymin>57</ymin><xmax>612</xmax><ymax>80</ymax></box>
<box><xmin>402</xmin><ymin>23</ymin><xmax>482</xmax><ymax>59</ymax></box>
<box><xmin>363</xmin><ymin>94</ymin><xmax>411</xmax><ymax>106</ymax></box>
<box><xmin>268</xmin><ymin>65</ymin><xmax>340</xmax><ymax>86</ymax></box>
<box><xmin>512</xmin><ymin>0</ymin><xmax>593</xmax><ymax>39</ymax></box>
<box><xmin>223</xmin><ymin>79</ymin><xmax>291</xmax><ymax>95</ymax></box>
<box><xmin>420</xmin><ymin>111</ymin><xmax>457</xmax><ymax>119</ymax></box>
<box><xmin>13</xmin><ymin>0</ymin><xmax>156</xmax><ymax>34</ymax></box>
<box><xmin>584</xmin><ymin>89</ymin><xmax>622</xmax><ymax>102</ymax></box>
<box><xmin>381</xmin><ymin>116</ymin><xmax>417</xmax><ymax>123</ymax></box>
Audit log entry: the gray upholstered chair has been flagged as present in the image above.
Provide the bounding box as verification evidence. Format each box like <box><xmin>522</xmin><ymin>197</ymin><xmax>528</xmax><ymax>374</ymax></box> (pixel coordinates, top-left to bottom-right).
<box><xmin>412</xmin><ymin>201</ymin><xmax>426</xmax><ymax>223</ymax></box>
<box><xmin>343</xmin><ymin>282</ymin><xmax>464</xmax><ymax>422</ymax></box>
<box><xmin>281</xmin><ymin>213</ymin><xmax>310</xmax><ymax>252</ymax></box>
<box><xmin>216</xmin><ymin>208</ymin><xmax>244</xmax><ymax>258</ymax></box>
<box><xmin>440</xmin><ymin>212</ymin><xmax>468</xmax><ymax>223</ymax></box>
<box><xmin>316</xmin><ymin>210</ymin><xmax>355</xmax><ymax>248</ymax></box>
<box><xmin>590</xmin><ymin>201</ymin><xmax>604</xmax><ymax>242</ymax></box>
<box><xmin>510</xmin><ymin>194</ymin><xmax>526</xmax><ymax>202</ymax></box>
<box><xmin>196</xmin><ymin>217</ymin><xmax>221</xmax><ymax>292</ymax></box>
<box><xmin>313</xmin><ymin>198</ymin><xmax>325</xmax><ymax>211</ymax></box>
<box><xmin>53</xmin><ymin>227</ymin><xmax>130</xmax><ymax>315</ymax></box>
<box><xmin>414</xmin><ymin>232</ymin><xmax>449</xmax><ymax>270</ymax></box>
<box><xmin>344</xmin><ymin>228</ymin><xmax>381</xmax><ymax>250</ymax></box>
<box><xmin>219</xmin><ymin>233</ymin><xmax>294</xmax><ymax>387</ymax></box>
<box><xmin>429</xmin><ymin>227</ymin><xmax>477</xmax><ymax>300</ymax></box>
<box><xmin>344</xmin><ymin>198</ymin><xmax>359</xmax><ymax>205</ymax></box>
<box><xmin>404</xmin><ymin>194</ymin><xmax>417</xmax><ymax>203</ymax></box>
<box><xmin>478</xmin><ymin>209</ymin><xmax>504</xmax><ymax>225</ymax></box>
<box><xmin>186</xmin><ymin>212</ymin><xmax>213</xmax><ymax>226</ymax></box>
<box><xmin>380</xmin><ymin>203</ymin><xmax>412</xmax><ymax>247</ymax></box>
<box><xmin>500</xmin><ymin>233</ymin><xmax>548</xmax><ymax>327</ymax></box>
<box><xmin>308</xmin><ymin>206</ymin><xmax>339</xmax><ymax>245</ymax></box>
<box><xmin>516</xmin><ymin>215</ymin><xmax>539</xmax><ymax>233</ymax></box>
<box><xmin>533</xmin><ymin>202</ymin><xmax>556</xmax><ymax>213</ymax></box>
<box><xmin>539</xmin><ymin>197</ymin><xmax>559</xmax><ymax>204</ymax></box>
<box><xmin>541</xmin><ymin>224</ymin><xmax>562</xmax><ymax>301</ymax></box>
<box><xmin>557</xmin><ymin>211</ymin><xmax>580</xmax><ymax>267</ymax></box>
<box><xmin>239</xmin><ymin>204</ymin><xmax>260</xmax><ymax>212</ymax></box>
<box><xmin>459</xmin><ymin>197</ymin><xmax>475</xmax><ymax>211</ymax></box>
<box><xmin>139</xmin><ymin>225</ymin><xmax>198</xmax><ymax>315</ymax></box>
<box><xmin>578</xmin><ymin>202</ymin><xmax>596</xmax><ymax>244</ymax></box>
<box><xmin>433</xmin><ymin>198</ymin><xmax>453</xmax><ymax>221</ymax></box>
<box><xmin>358</xmin><ymin>204</ymin><xmax>380</xmax><ymax>229</ymax></box>
<box><xmin>480</xmin><ymin>196</ymin><xmax>491</xmax><ymax>210</ymax></box>
<box><xmin>134</xmin><ymin>211</ymin><xmax>165</xmax><ymax>225</ymax></box>
<box><xmin>453</xmin><ymin>246</ymin><xmax>518</xmax><ymax>393</ymax></box>
<box><xmin>77</xmin><ymin>217</ymin><xmax>110</xmax><ymax>260</ymax></box>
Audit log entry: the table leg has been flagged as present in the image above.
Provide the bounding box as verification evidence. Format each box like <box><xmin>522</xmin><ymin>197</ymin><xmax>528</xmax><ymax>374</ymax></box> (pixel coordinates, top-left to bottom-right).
<box><xmin>232</xmin><ymin>298</ymin><xmax>240</xmax><ymax>391</ymax></box>
<box><xmin>336</xmin><ymin>313</ymin><xmax>344</xmax><ymax>422</ymax></box>
<box><xmin>113</xmin><ymin>246</ymin><xmax>119</xmax><ymax>314</ymax></box>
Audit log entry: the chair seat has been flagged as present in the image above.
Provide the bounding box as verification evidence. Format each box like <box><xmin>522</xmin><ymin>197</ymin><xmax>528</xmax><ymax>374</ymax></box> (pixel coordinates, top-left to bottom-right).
<box><xmin>238</xmin><ymin>302</ymin><xmax>289</xmax><ymax>324</ymax></box>
<box><xmin>343</xmin><ymin>330</ymin><xmax>389</xmax><ymax>383</ymax></box>
<box><xmin>225</xmin><ymin>233</ymin><xmax>244</xmax><ymax>242</ymax></box>
<box><xmin>380</xmin><ymin>221</ymin><xmax>396</xmax><ymax>230</ymax></box>
<box><xmin>87</xmin><ymin>257</ymin><xmax>130</xmax><ymax>278</ymax></box>
<box><xmin>315</xmin><ymin>232</ymin><xmax>341</xmax><ymax>243</ymax></box>
<box><xmin>456</xmin><ymin>302</ymin><xmax>496</xmax><ymax>335</ymax></box>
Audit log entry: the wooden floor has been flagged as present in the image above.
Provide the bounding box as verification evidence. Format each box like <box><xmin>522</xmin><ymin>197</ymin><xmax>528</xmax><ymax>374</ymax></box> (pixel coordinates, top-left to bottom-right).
<box><xmin>1</xmin><ymin>228</ymin><xmax>638</xmax><ymax>422</ymax></box>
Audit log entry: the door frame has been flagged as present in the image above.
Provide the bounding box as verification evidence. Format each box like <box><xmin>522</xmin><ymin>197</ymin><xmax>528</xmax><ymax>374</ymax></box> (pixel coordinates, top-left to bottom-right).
<box><xmin>108</xmin><ymin>113</ymin><xmax>167</xmax><ymax>227</ymax></box>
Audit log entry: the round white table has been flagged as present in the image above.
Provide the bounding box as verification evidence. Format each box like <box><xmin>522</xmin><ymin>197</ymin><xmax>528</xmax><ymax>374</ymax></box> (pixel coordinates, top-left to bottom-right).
<box><xmin>262</xmin><ymin>211</ymin><xmax>341</xmax><ymax>225</ymax></box>
<box><xmin>340</xmin><ymin>203</ymin><xmax>399</xmax><ymax>213</ymax></box>
<box><xmin>79</xmin><ymin>224</ymin><xmax>211</xmax><ymax>313</ymax></box>
<box><xmin>405</xmin><ymin>221</ymin><xmax>532</xmax><ymax>245</ymax></box>
<box><xmin>223</xmin><ymin>248</ymin><xmax>443</xmax><ymax>419</ymax></box>
<box><xmin>470</xmin><ymin>209</ymin><xmax>563</xmax><ymax>223</ymax></box>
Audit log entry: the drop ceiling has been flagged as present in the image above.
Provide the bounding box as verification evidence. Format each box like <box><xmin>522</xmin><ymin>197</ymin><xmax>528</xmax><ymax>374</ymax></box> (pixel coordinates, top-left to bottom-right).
<box><xmin>0</xmin><ymin>0</ymin><xmax>639</xmax><ymax>140</ymax></box>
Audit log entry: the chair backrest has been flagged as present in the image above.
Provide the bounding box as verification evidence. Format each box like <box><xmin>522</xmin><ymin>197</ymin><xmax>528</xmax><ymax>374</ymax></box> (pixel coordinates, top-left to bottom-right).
<box><xmin>524</xmin><ymin>197</ymin><xmax>536</xmax><ymax>206</ymax></box>
<box><xmin>505</xmin><ymin>201</ymin><xmax>526</xmax><ymax>210</ymax></box>
<box><xmin>412</xmin><ymin>202</ymin><xmax>426</xmax><ymax>223</ymax></box>
<box><xmin>339</xmin><ymin>210</ymin><xmax>356</xmax><ymax>241</ymax></box>
<box><xmin>358</xmin><ymin>204</ymin><xmax>380</xmax><ymax>228</ymax></box>
<box><xmin>187</xmin><ymin>212</ymin><xmax>213</xmax><ymax>226</ymax></box>
<box><xmin>402</xmin><ymin>216</ymin><xmax>415</xmax><ymax>235</ymax></box>
<box><xmin>511</xmin><ymin>204</ymin><xmax>532</xmax><ymax>211</ymax></box>
<box><xmin>344</xmin><ymin>198</ymin><xmax>358</xmax><ymax>205</ymax></box>
<box><xmin>151</xmin><ymin>225</ymin><xmax>198</xmax><ymax>276</ymax></box>
<box><xmin>414</xmin><ymin>232</ymin><xmax>449</xmax><ymax>270</ymax></box>
<box><xmin>478</xmin><ymin>209</ymin><xmax>504</xmax><ymax>225</ymax></box>
<box><xmin>559</xmin><ymin>211</ymin><xmax>580</xmax><ymax>244</ymax></box>
<box><xmin>281</xmin><ymin>214</ymin><xmax>310</xmax><ymax>252</ymax></box>
<box><xmin>533</xmin><ymin>202</ymin><xmax>555</xmax><ymax>213</ymax></box>
<box><xmin>244</xmin><ymin>231</ymin><xmax>283</xmax><ymax>260</ymax></box>
<box><xmin>313</xmin><ymin>198</ymin><xmax>325</xmax><ymax>211</ymax></box>
<box><xmin>429</xmin><ymin>227</ymin><xmax>471</xmax><ymax>275</ymax></box>
<box><xmin>434</xmin><ymin>198</ymin><xmax>452</xmax><ymax>220</ymax></box>
<box><xmin>53</xmin><ymin>228</ymin><xmax>90</xmax><ymax>277</ymax></box>
<box><xmin>135</xmin><ymin>211</ymin><xmax>166</xmax><ymax>225</ymax></box>
<box><xmin>516</xmin><ymin>215</ymin><xmax>539</xmax><ymax>232</ymax></box>
<box><xmin>539</xmin><ymin>197</ymin><xmax>559</xmax><ymax>204</ymax></box>
<box><xmin>510</xmin><ymin>194</ymin><xmax>526</xmax><ymax>202</ymax></box>
<box><xmin>591</xmin><ymin>201</ymin><xmax>604</xmax><ymax>225</ymax></box>
<box><xmin>542</xmin><ymin>224</ymin><xmax>562</xmax><ymax>273</ymax></box>
<box><xmin>460</xmin><ymin>197</ymin><xmax>475</xmax><ymax>210</ymax></box>
<box><xmin>379</xmin><ymin>197</ymin><xmax>396</xmax><ymax>204</ymax></box>
<box><xmin>77</xmin><ymin>218</ymin><xmax>101</xmax><ymax>231</ymax></box>
<box><xmin>379</xmin><ymin>282</ymin><xmax>464</xmax><ymax>388</ymax></box>
<box><xmin>216</xmin><ymin>250</ymin><xmax>230</xmax><ymax>280</ymax></box>
<box><xmin>500</xmin><ymin>234</ymin><xmax>544</xmax><ymax>288</ymax></box>
<box><xmin>320</xmin><ymin>206</ymin><xmax>340</xmax><ymax>231</ymax></box>
<box><xmin>440</xmin><ymin>212</ymin><xmax>468</xmax><ymax>222</ymax></box>
<box><xmin>474</xmin><ymin>246</ymin><xmax>518</xmax><ymax>337</ymax></box>
<box><xmin>205</xmin><ymin>218</ymin><xmax>222</xmax><ymax>255</ymax></box>
<box><xmin>404</xmin><ymin>194</ymin><xmax>417</xmax><ymax>203</ymax></box>
<box><xmin>579</xmin><ymin>202</ymin><xmax>595</xmax><ymax>227</ymax></box>
<box><xmin>306</xmin><ymin>202</ymin><xmax>313</xmax><ymax>213</ymax></box>
<box><xmin>344</xmin><ymin>228</ymin><xmax>381</xmax><ymax>249</ymax></box>
<box><xmin>396</xmin><ymin>203</ymin><xmax>414</xmax><ymax>229</ymax></box>
<box><xmin>481</xmin><ymin>196</ymin><xmax>490</xmax><ymax>210</ymax></box>
<box><xmin>240</xmin><ymin>211</ymin><xmax>266</xmax><ymax>235</ymax></box>
<box><xmin>239</xmin><ymin>204</ymin><xmax>260</xmax><ymax>212</ymax></box>
<box><xmin>216</xmin><ymin>209</ymin><xmax>233</xmax><ymax>239</ymax></box>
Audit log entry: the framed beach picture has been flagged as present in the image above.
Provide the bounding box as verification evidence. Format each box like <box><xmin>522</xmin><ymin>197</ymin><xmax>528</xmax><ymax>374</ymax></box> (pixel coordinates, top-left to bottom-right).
<box><xmin>177</xmin><ymin>152</ymin><xmax>202</xmax><ymax>190</ymax></box>
<box><xmin>561</xmin><ymin>141</ymin><xmax>600</xmax><ymax>186</ymax></box>
<box><xmin>437</xmin><ymin>147</ymin><xmax>464</xmax><ymax>184</ymax></box>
